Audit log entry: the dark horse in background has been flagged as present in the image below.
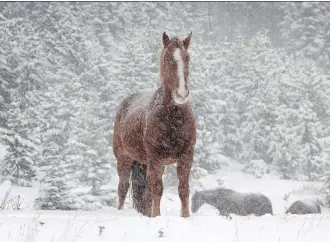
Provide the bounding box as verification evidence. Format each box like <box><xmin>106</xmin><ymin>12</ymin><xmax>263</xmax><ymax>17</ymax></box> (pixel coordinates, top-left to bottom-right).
<box><xmin>113</xmin><ymin>31</ymin><xmax>196</xmax><ymax>217</ymax></box>
<box><xmin>286</xmin><ymin>199</ymin><xmax>321</xmax><ymax>215</ymax></box>
<box><xmin>191</xmin><ymin>188</ymin><xmax>273</xmax><ymax>216</ymax></box>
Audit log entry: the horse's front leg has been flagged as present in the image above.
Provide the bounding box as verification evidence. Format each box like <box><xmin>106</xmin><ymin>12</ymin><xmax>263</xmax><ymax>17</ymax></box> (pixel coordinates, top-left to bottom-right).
<box><xmin>177</xmin><ymin>153</ymin><xmax>193</xmax><ymax>217</ymax></box>
<box><xmin>148</xmin><ymin>163</ymin><xmax>165</xmax><ymax>217</ymax></box>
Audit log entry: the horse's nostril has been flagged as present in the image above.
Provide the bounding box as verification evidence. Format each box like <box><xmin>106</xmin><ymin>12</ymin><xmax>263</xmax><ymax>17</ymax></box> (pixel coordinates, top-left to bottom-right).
<box><xmin>185</xmin><ymin>90</ymin><xmax>190</xmax><ymax>98</ymax></box>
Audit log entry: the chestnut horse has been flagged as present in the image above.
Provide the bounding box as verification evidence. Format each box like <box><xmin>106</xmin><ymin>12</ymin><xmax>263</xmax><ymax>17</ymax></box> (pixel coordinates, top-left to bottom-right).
<box><xmin>113</xmin><ymin>31</ymin><xmax>196</xmax><ymax>217</ymax></box>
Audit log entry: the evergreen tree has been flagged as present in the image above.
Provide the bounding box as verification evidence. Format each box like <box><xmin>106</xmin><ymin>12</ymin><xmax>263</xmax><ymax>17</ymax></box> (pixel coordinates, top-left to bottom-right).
<box><xmin>279</xmin><ymin>2</ymin><xmax>330</xmax><ymax>72</ymax></box>
<box><xmin>217</xmin><ymin>93</ymin><xmax>241</xmax><ymax>158</ymax></box>
<box><xmin>0</xmin><ymin>2</ymin><xmax>328</xmax><ymax>204</ymax></box>
<box><xmin>297</xmin><ymin>95</ymin><xmax>323</xmax><ymax>180</ymax></box>
<box><xmin>268</xmin><ymin>105</ymin><xmax>302</xmax><ymax>179</ymax></box>
<box><xmin>0</xmin><ymin>7</ymin><xmax>44</xmax><ymax>185</ymax></box>
<box><xmin>217</xmin><ymin>32</ymin><xmax>284</xmax><ymax>163</ymax></box>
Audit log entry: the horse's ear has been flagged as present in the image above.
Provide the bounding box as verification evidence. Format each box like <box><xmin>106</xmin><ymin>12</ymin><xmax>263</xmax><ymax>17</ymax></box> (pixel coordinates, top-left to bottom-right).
<box><xmin>183</xmin><ymin>31</ymin><xmax>192</xmax><ymax>50</ymax></box>
<box><xmin>162</xmin><ymin>31</ymin><xmax>170</xmax><ymax>47</ymax></box>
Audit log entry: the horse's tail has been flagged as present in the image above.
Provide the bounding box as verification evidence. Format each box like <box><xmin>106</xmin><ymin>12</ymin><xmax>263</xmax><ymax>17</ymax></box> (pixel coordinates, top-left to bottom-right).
<box><xmin>131</xmin><ymin>161</ymin><xmax>151</xmax><ymax>216</ymax></box>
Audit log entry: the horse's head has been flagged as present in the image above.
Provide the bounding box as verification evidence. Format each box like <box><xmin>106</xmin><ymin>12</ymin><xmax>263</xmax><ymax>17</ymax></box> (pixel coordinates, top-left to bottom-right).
<box><xmin>160</xmin><ymin>31</ymin><xmax>192</xmax><ymax>105</ymax></box>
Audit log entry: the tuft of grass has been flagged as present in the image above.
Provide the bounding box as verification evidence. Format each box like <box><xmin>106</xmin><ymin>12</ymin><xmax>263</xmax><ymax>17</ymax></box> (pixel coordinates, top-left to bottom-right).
<box><xmin>1</xmin><ymin>195</ymin><xmax>21</xmax><ymax>210</ymax></box>
<box><xmin>16</xmin><ymin>213</ymin><xmax>41</xmax><ymax>242</ymax></box>
<box><xmin>291</xmin><ymin>184</ymin><xmax>322</xmax><ymax>196</ymax></box>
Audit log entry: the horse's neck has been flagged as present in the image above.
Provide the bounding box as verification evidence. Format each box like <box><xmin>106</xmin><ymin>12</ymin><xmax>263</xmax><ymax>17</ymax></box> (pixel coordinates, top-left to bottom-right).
<box><xmin>158</xmin><ymin>85</ymin><xmax>173</xmax><ymax>105</ymax></box>
<box><xmin>200</xmin><ymin>191</ymin><xmax>219</xmax><ymax>208</ymax></box>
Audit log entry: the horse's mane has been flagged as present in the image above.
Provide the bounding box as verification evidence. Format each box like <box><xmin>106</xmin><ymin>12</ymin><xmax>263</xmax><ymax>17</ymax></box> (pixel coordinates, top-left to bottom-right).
<box><xmin>195</xmin><ymin>187</ymin><xmax>235</xmax><ymax>200</ymax></box>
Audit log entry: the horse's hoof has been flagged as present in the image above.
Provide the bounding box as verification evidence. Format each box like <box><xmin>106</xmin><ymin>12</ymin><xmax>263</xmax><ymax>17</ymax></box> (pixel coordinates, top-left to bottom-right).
<box><xmin>181</xmin><ymin>212</ymin><xmax>190</xmax><ymax>218</ymax></box>
<box><xmin>181</xmin><ymin>208</ymin><xmax>190</xmax><ymax>218</ymax></box>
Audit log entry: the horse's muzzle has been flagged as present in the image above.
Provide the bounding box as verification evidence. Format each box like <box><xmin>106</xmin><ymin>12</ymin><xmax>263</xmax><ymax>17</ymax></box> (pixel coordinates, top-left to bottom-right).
<box><xmin>173</xmin><ymin>89</ymin><xmax>190</xmax><ymax>104</ymax></box>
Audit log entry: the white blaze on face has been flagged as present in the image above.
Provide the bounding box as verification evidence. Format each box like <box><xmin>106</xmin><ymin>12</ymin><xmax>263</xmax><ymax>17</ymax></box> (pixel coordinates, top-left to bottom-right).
<box><xmin>173</xmin><ymin>48</ymin><xmax>186</xmax><ymax>97</ymax></box>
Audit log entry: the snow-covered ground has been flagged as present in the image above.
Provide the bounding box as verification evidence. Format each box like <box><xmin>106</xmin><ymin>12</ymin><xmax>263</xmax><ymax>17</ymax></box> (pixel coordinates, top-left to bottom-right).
<box><xmin>0</xmin><ymin>209</ymin><xmax>329</xmax><ymax>242</ymax></box>
<box><xmin>0</xmin><ymin>144</ymin><xmax>329</xmax><ymax>242</ymax></box>
<box><xmin>0</xmin><ymin>159</ymin><xmax>329</xmax><ymax>242</ymax></box>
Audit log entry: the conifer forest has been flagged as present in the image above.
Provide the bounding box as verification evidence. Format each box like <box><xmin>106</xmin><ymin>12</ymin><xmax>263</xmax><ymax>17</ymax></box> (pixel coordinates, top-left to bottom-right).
<box><xmin>0</xmin><ymin>2</ymin><xmax>329</xmax><ymax>210</ymax></box>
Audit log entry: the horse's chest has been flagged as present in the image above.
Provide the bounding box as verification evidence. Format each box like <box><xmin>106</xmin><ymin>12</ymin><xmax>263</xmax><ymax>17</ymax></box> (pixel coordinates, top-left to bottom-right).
<box><xmin>145</xmin><ymin>107</ymin><xmax>195</xmax><ymax>158</ymax></box>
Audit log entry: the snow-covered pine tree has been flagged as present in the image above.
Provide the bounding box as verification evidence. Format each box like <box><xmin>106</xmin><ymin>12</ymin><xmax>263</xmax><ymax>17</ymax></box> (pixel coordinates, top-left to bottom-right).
<box><xmin>295</xmin><ymin>59</ymin><xmax>330</xmax><ymax>138</ymax></box>
<box><xmin>274</xmin><ymin>54</ymin><xmax>329</xmax><ymax>180</ymax></box>
<box><xmin>268</xmin><ymin>105</ymin><xmax>302</xmax><ymax>179</ymax></box>
<box><xmin>217</xmin><ymin>93</ymin><xmax>241</xmax><ymax>159</ymax></box>
<box><xmin>34</xmin><ymin>2</ymin><xmax>91</xmax><ymax>208</ymax></box>
<box><xmin>0</xmin><ymin>7</ymin><xmax>46</xmax><ymax>186</ymax></box>
<box><xmin>36</xmin><ymin>146</ymin><xmax>85</xmax><ymax>210</ymax></box>
<box><xmin>73</xmin><ymin>87</ymin><xmax>112</xmax><ymax>195</ymax></box>
<box><xmin>279</xmin><ymin>2</ymin><xmax>330</xmax><ymax>72</ymax></box>
<box><xmin>189</xmin><ymin>42</ymin><xmax>230</xmax><ymax>171</ymax></box>
<box><xmin>296</xmin><ymin>95</ymin><xmax>323</xmax><ymax>180</ymax></box>
<box><xmin>217</xmin><ymin>32</ymin><xmax>283</xmax><ymax>164</ymax></box>
<box><xmin>0</xmin><ymin>129</ymin><xmax>37</xmax><ymax>186</ymax></box>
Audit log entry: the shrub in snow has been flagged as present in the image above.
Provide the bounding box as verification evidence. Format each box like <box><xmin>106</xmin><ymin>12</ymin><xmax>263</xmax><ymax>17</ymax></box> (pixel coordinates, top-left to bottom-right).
<box><xmin>78</xmin><ymin>187</ymin><xmax>117</xmax><ymax>210</ymax></box>
<box><xmin>35</xmin><ymin>186</ymin><xmax>86</xmax><ymax>210</ymax></box>
<box><xmin>320</xmin><ymin>170</ymin><xmax>330</xmax><ymax>208</ymax></box>
<box><xmin>35</xmin><ymin>173</ymin><xmax>86</xmax><ymax>210</ymax></box>
<box><xmin>323</xmin><ymin>180</ymin><xmax>330</xmax><ymax>208</ymax></box>
<box><xmin>0</xmin><ymin>180</ymin><xmax>12</xmax><ymax>209</ymax></box>
<box><xmin>291</xmin><ymin>184</ymin><xmax>322</xmax><ymax>197</ymax></box>
<box><xmin>191</xmin><ymin>167</ymin><xmax>208</xmax><ymax>180</ymax></box>
<box><xmin>211</xmin><ymin>153</ymin><xmax>230</xmax><ymax>169</ymax></box>
<box><xmin>1</xmin><ymin>195</ymin><xmax>22</xmax><ymax>210</ymax></box>
<box><xmin>243</xmin><ymin>160</ymin><xmax>270</xmax><ymax>178</ymax></box>
<box><xmin>200</xmin><ymin>152</ymin><xmax>230</xmax><ymax>171</ymax></box>
<box><xmin>83</xmin><ymin>201</ymin><xmax>103</xmax><ymax>211</ymax></box>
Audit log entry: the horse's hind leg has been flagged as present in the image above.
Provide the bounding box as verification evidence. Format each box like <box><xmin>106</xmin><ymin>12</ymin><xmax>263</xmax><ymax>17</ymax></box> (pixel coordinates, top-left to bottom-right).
<box><xmin>117</xmin><ymin>156</ymin><xmax>133</xmax><ymax>210</ymax></box>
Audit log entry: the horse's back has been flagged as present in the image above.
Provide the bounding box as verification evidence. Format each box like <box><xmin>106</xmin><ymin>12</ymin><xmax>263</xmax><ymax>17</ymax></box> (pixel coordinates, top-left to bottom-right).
<box><xmin>227</xmin><ymin>191</ymin><xmax>272</xmax><ymax>216</ymax></box>
<box><xmin>286</xmin><ymin>200</ymin><xmax>321</xmax><ymax>214</ymax></box>
<box><xmin>115</xmin><ymin>92</ymin><xmax>153</xmax><ymax>122</ymax></box>
<box><xmin>113</xmin><ymin>91</ymin><xmax>154</xmax><ymax>162</ymax></box>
